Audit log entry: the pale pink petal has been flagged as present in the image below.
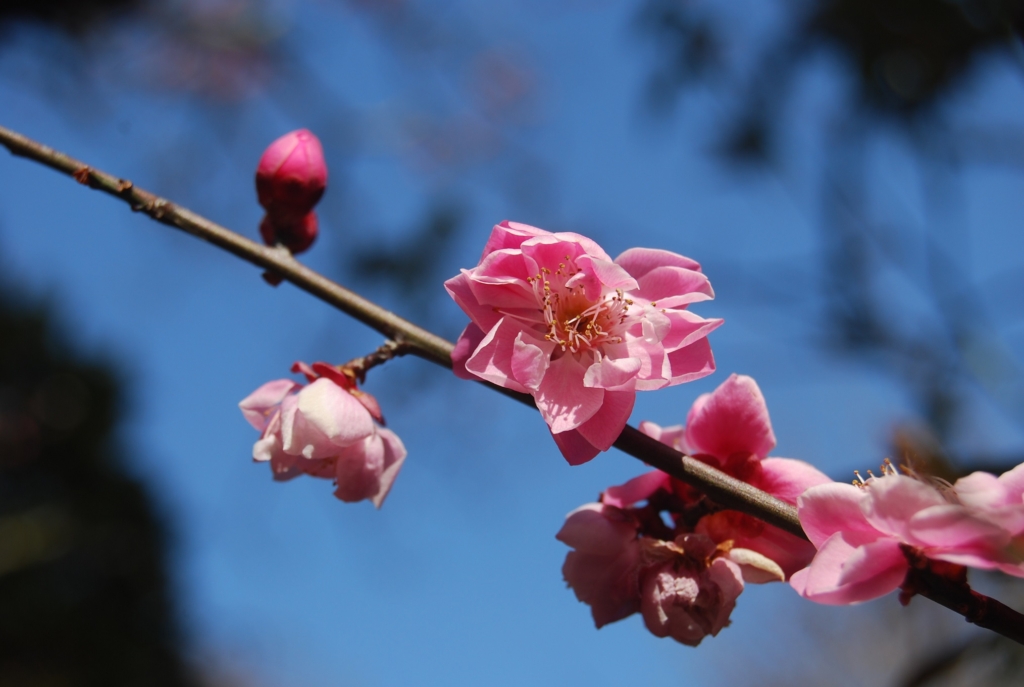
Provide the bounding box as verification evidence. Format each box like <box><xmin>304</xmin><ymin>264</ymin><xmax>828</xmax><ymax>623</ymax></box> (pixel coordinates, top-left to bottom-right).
<box><xmin>371</xmin><ymin>428</ymin><xmax>408</xmax><ymax>508</ymax></box>
<box><xmin>239</xmin><ymin>379</ymin><xmax>300</xmax><ymax>431</ymax></box>
<box><xmin>535</xmin><ymin>354</ymin><xmax>605</xmax><ymax>433</ymax></box>
<box><xmin>659</xmin><ymin>310</ymin><xmax>724</xmax><ymax>353</ymax></box>
<box><xmin>797</xmin><ymin>482</ymin><xmax>878</xmax><ymax>548</ymax></box>
<box><xmin>451</xmin><ymin>323</ymin><xmax>486</xmax><ymax>381</ymax></box>
<box><xmin>549</xmin><ymin>230</ymin><xmax>614</xmax><ymax>261</ymax></box>
<box><xmin>444</xmin><ymin>271</ymin><xmax>504</xmax><ymax>333</ymax></box>
<box><xmin>573</xmin><ymin>390</ymin><xmax>635</xmax><ymax>452</ymax></box>
<box><xmin>583</xmin><ymin>356</ymin><xmax>642</xmax><ymax>390</ymax></box>
<box><xmin>614</xmin><ymin>247</ymin><xmax>702</xmax><ymax>279</ymax></box>
<box><xmin>573</xmin><ymin>254</ymin><xmax>639</xmax><ymax>291</ymax></box>
<box><xmin>792</xmin><ymin>533</ymin><xmax>906</xmax><ymax>605</ymax></box>
<box><xmin>293</xmin><ymin>378</ymin><xmax>375</xmax><ymax>450</ymax></box>
<box><xmin>638</xmin><ymin>308</ymin><xmax>672</xmax><ymax>346</ymax></box>
<box><xmin>998</xmin><ymin>463</ymin><xmax>1024</xmax><ymax>503</ymax></box>
<box><xmin>684</xmin><ymin>374</ymin><xmax>775</xmax><ymax>461</ymax></box>
<box><xmin>511</xmin><ymin>331</ymin><xmax>554</xmax><ymax>391</ymax></box>
<box><xmin>757</xmin><ymin>458</ymin><xmax>833</xmax><ymax>505</ymax></box>
<box><xmin>333</xmin><ymin>433</ymin><xmax>385</xmax><ymax>503</ymax></box>
<box><xmin>954</xmin><ymin>471</ymin><xmax>1008</xmax><ymax>509</ymax></box>
<box><xmin>705</xmin><ymin>558</ymin><xmax>745</xmax><ymax>632</ymax></box>
<box><xmin>635</xmin><ymin>267</ymin><xmax>714</xmax><ymax>308</ymax></box>
<box><xmin>464</xmin><ymin>318</ymin><xmax>531</xmax><ymax>394</ymax></box>
<box><xmin>861</xmin><ymin>475</ymin><xmax>947</xmax><ymax>540</ymax></box>
<box><xmin>466</xmin><ymin>249</ymin><xmax>538</xmax><ymax>310</ymax></box>
<box><xmin>664</xmin><ymin>337</ymin><xmax>718</xmax><ymax>386</ymax></box>
<box><xmin>556</xmin><ymin>503</ymin><xmax>637</xmax><ymax>555</ymax></box>
<box><xmin>479</xmin><ymin>220</ymin><xmax>549</xmax><ymax>259</ymax></box>
<box><xmin>907</xmin><ymin>504</ymin><xmax>1009</xmax><ymax>550</ymax></box>
<box><xmin>638</xmin><ymin>421</ymin><xmax>686</xmax><ymax>452</ymax></box>
<box><xmin>602</xmin><ymin>470</ymin><xmax>671</xmax><ymax>509</ymax></box>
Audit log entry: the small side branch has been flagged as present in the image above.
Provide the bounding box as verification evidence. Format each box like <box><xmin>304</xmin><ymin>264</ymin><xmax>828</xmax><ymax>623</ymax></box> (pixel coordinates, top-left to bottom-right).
<box><xmin>3</xmin><ymin>123</ymin><xmax>1023</xmax><ymax>644</ymax></box>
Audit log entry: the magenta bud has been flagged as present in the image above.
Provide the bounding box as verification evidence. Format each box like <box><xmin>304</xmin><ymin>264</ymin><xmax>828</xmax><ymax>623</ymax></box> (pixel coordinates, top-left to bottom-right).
<box><xmin>260</xmin><ymin>211</ymin><xmax>319</xmax><ymax>254</ymax></box>
<box><xmin>255</xmin><ymin>129</ymin><xmax>327</xmax><ymax>216</ymax></box>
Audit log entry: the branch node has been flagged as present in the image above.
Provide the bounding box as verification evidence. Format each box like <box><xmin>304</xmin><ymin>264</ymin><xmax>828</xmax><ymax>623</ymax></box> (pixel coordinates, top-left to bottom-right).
<box><xmin>72</xmin><ymin>166</ymin><xmax>92</xmax><ymax>185</ymax></box>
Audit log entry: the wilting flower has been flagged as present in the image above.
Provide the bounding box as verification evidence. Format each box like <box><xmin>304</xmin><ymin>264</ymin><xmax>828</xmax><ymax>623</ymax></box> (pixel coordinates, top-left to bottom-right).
<box><xmin>640</xmin><ymin>535</ymin><xmax>744</xmax><ymax>646</ymax></box>
<box><xmin>446</xmin><ymin>220</ymin><xmax>722</xmax><ymax>464</ymax></box>
<box><xmin>557</xmin><ymin>374</ymin><xmax>828</xmax><ymax>645</ymax></box>
<box><xmin>255</xmin><ymin>129</ymin><xmax>327</xmax><ymax>254</ymax></box>
<box><xmin>637</xmin><ymin>374</ymin><xmax>831</xmax><ymax>579</ymax></box>
<box><xmin>239</xmin><ymin>361</ymin><xmax>406</xmax><ymax>507</ymax></box>
<box><xmin>791</xmin><ymin>463</ymin><xmax>1024</xmax><ymax>605</ymax></box>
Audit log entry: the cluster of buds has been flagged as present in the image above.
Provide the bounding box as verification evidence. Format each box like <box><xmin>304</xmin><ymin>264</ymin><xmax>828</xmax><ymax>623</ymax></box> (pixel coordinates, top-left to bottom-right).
<box><xmin>255</xmin><ymin>129</ymin><xmax>327</xmax><ymax>255</ymax></box>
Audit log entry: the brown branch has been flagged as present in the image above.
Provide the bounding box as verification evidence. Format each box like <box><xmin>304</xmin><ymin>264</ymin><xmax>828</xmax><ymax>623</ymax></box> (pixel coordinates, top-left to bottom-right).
<box><xmin>3</xmin><ymin>122</ymin><xmax>1023</xmax><ymax>645</ymax></box>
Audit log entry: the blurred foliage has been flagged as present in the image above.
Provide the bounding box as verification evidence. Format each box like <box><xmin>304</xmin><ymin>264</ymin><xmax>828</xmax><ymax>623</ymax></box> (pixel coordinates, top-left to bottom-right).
<box><xmin>0</xmin><ymin>289</ymin><xmax>200</xmax><ymax>686</ymax></box>
<box><xmin>0</xmin><ymin>0</ymin><xmax>140</xmax><ymax>34</ymax></box>
<box><xmin>350</xmin><ymin>202</ymin><xmax>464</xmax><ymax>328</ymax></box>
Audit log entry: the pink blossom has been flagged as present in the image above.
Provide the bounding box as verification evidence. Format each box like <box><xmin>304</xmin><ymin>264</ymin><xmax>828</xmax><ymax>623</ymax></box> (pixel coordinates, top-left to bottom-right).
<box><xmin>556</xmin><ymin>503</ymin><xmax>643</xmax><ymax>628</ymax></box>
<box><xmin>639</xmin><ymin>535</ymin><xmax>744</xmax><ymax>646</ymax></box>
<box><xmin>446</xmin><ymin>221</ymin><xmax>722</xmax><ymax>465</ymax></box>
<box><xmin>239</xmin><ymin>362</ymin><xmax>406</xmax><ymax>507</ymax></box>
<box><xmin>638</xmin><ymin>374</ymin><xmax>832</xmax><ymax>579</ymax></box>
<box><xmin>791</xmin><ymin>467</ymin><xmax>1024</xmax><ymax>605</ymax></box>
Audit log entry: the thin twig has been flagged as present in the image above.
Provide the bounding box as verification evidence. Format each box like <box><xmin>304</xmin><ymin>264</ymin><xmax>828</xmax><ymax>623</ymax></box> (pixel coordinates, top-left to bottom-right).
<box><xmin>3</xmin><ymin>122</ymin><xmax>1022</xmax><ymax>644</ymax></box>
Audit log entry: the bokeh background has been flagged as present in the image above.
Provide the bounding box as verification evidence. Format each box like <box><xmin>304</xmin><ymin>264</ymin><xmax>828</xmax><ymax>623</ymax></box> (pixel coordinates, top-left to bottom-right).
<box><xmin>2</xmin><ymin>1</ymin><xmax>1024</xmax><ymax>685</ymax></box>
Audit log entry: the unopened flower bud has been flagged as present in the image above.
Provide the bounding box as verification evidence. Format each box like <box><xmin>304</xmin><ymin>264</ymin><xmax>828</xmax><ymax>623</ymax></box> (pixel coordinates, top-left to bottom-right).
<box><xmin>256</xmin><ymin>129</ymin><xmax>327</xmax><ymax>217</ymax></box>
<box><xmin>260</xmin><ymin>211</ymin><xmax>318</xmax><ymax>254</ymax></box>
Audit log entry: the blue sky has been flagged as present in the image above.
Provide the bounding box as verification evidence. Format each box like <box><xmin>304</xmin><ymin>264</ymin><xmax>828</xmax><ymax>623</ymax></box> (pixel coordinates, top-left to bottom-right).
<box><xmin>2</xmin><ymin>1</ymin><xmax>1024</xmax><ymax>685</ymax></box>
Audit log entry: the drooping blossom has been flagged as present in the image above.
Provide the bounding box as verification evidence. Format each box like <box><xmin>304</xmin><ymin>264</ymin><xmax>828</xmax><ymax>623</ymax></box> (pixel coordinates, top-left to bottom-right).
<box><xmin>639</xmin><ymin>535</ymin><xmax>744</xmax><ymax>646</ymax></box>
<box><xmin>255</xmin><ymin>129</ymin><xmax>327</xmax><ymax>254</ymax></box>
<box><xmin>557</xmin><ymin>374</ymin><xmax>829</xmax><ymax>645</ymax></box>
<box><xmin>239</xmin><ymin>361</ymin><xmax>406</xmax><ymax>507</ymax></box>
<box><xmin>556</xmin><ymin>503</ymin><xmax>642</xmax><ymax>628</ymax></box>
<box><xmin>446</xmin><ymin>220</ymin><xmax>722</xmax><ymax>465</ymax></box>
<box><xmin>790</xmin><ymin>463</ymin><xmax>1024</xmax><ymax>605</ymax></box>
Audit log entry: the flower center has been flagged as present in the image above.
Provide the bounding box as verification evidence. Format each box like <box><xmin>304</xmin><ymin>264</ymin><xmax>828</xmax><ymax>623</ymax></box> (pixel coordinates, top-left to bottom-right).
<box><xmin>525</xmin><ymin>257</ymin><xmax>635</xmax><ymax>353</ymax></box>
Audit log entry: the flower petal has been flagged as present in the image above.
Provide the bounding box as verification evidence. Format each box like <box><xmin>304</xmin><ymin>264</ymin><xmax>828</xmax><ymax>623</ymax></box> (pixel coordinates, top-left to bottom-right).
<box><xmin>614</xmin><ymin>247</ymin><xmax>702</xmax><ymax>279</ymax></box>
<box><xmin>861</xmin><ymin>475</ymin><xmax>947</xmax><ymax>540</ymax></box>
<box><xmin>535</xmin><ymin>354</ymin><xmax>605</xmax><ymax>433</ymax></box>
<box><xmin>684</xmin><ymin>374</ymin><xmax>775</xmax><ymax>461</ymax></box>
<box><xmin>371</xmin><ymin>428</ymin><xmax>408</xmax><ymax>508</ymax></box>
<box><xmin>797</xmin><ymin>482</ymin><xmax>878</xmax><ymax>548</ymax></box>
<box><xmin>239</xmin><ymin>379</ymin><xmax>300</xmax><ymax>431</ymax></box>
<box><xmin>758</xmin><ymin>458</ymin><xmax>833</xmax><ymax>506</ymax></box>
<box><xmin>464</xmin><ymin>318</ymin><xmax>532</xmax><ymax>394</ymax></box>
<box><xmin>602</xmin><ymin>470</ymin><xmax>671</xmax><ymax>509</ymax></box>
<box><xmin>573</xmin><ymin>390</ymin><xmax>635</xmax><ymax>453</ymax></box>
<box><xmin>333</xmin><ymin>433</ymin><xmax>385</xmax><ymax>503</ymax></box>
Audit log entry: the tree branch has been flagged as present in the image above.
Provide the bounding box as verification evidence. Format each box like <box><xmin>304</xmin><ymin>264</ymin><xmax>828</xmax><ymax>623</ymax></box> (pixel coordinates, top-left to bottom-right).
<box><xmin>3</xmin><ymin>122</ymin><xmax>1022</xmax><ymax>645</ymax></box>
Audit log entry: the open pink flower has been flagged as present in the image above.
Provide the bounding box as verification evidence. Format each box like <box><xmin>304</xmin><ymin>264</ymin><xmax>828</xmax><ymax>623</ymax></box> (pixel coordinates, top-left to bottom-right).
<box><xmin>239</xmin><ymin>362</ymin><xmax>406</xmax><ymax>507</ymax></box>
<box><xmin>791</xmin><ymin>466</ymin><xmax>1024</xmax><ymax>605</ymax></box>
<box><xmin>446</xmin><ymin>221</ymin><xmax>722</xmax><ymax>465</ymax></box>
<box><xmin>637</xmin><ymin>374</ymin><xmax>832</xmax><ymax>579</ymax></box>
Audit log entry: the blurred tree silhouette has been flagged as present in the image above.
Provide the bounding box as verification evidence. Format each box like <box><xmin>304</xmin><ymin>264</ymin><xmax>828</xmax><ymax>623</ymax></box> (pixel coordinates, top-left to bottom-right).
<box><xmin>0</xmin><ymin>287</ymin><xmax>200</xmax><ymax>686</ymax></box>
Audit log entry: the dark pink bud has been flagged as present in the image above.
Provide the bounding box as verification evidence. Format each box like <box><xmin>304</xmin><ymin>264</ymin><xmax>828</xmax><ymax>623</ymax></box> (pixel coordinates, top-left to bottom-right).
<box><xmin>260</xmin><ymin>212</ymin><xmax>318</xmax><ymax>254</ymax></box>
<box><xmin>256</xmin><ymin>129</ymin><xmax>327</xmax><ymax>216</ymax></box>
